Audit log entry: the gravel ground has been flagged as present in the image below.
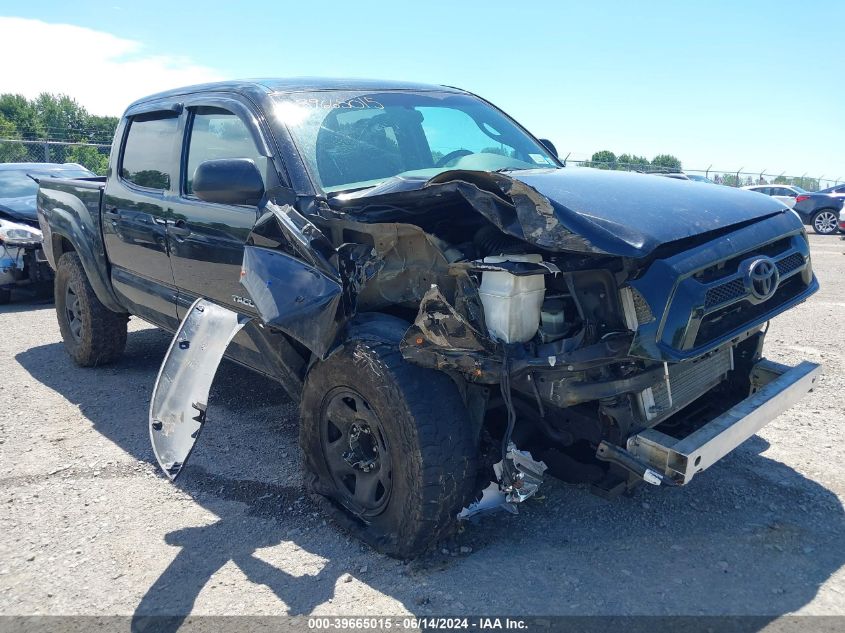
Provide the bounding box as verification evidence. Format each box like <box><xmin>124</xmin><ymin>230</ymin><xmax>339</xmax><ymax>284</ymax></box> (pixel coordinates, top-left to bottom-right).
<box><xmin>0</xmin><ymin>233</ymin><xmax>843</xmax><ymax>620</ymax></box>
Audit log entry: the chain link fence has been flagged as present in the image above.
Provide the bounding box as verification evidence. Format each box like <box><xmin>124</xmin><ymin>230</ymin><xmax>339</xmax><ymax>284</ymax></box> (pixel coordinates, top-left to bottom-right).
<box><xmin>568</xmin><ymin>159</ymin><xmax>839</xmax><ymax>191</ymax></box>
<box><xmin>1</xmin><ymin>137</ymin><xmax>841</xmax><ymax>191</ymax></box>
<box><xmin>0</xmin><ymin>138</ymin><xmax>111</xmax><ymax>175</ymax></box>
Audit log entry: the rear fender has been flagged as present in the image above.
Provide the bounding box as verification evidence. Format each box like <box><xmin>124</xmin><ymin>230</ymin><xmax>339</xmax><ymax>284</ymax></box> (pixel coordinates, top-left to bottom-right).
<box><xmin>37</xmin><ymin>184</ymin><xmax>124</xmax><ymax>312</ymax></box>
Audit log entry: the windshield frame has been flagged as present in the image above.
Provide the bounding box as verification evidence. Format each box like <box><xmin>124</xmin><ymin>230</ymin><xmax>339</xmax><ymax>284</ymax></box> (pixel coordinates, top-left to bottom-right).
<box><xmin>269</xmin><ymin>89</ymin><xmax>563</xmax><ymax>196</ymax></box>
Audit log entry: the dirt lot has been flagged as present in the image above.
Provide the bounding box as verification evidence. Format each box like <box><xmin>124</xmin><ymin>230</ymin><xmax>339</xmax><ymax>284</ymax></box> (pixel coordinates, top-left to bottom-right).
<box><xmin>0</xmin><ymin>233</ymin><xmax>843</xmax><ymax>621</ymax></box>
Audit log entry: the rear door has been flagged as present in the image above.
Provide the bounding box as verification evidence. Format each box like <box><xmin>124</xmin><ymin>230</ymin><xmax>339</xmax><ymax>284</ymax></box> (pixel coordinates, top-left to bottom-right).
<box><xmin>102</xmin><ymin>107</ymin><xmax>180</xmax><ymax>329</ymax></box>
<box><xmin>167</xmin><ymin>98</ymin><xmax>275</xmax><ymax>317</ymax></box>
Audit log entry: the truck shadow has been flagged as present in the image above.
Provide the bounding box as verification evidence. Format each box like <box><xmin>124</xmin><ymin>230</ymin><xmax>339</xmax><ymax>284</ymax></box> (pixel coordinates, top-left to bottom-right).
<box><xmin>15</xmin><ymin>327</ymin><xmax>845</xmax><ymax>628</ymax></box>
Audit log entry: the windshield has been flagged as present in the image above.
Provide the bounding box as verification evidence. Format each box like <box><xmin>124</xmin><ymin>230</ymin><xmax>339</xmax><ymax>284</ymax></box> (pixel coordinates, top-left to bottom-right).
<box><xmin>0</xmin><ymin>166</ymin><xmax>95</xmax><ymax>198</ymax></box>
<box><xmin>272</xmin><ymin>91</ymin><xmax>558</xmax><ymax>193</ymax></box>
<box><xmin>792</xmin><ymin>186</ymin><xmax>808</xmax><ymax>194</ymax></box>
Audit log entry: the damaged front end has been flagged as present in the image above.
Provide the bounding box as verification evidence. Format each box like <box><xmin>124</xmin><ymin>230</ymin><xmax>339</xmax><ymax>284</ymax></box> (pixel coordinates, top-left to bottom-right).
<box><xmin>324</xmin><ymin>167</ymin><xmax>821</xmax><ymax>502</ymax></box>
<box><xmin>0</xmin><ymin>217</ymin><xmax>52</xmax><ymax>297</ymax></box>
<box><xmin>151</xmin><ymin>165</ymin><xmax>821</xmax><ymax>513</ymax></box>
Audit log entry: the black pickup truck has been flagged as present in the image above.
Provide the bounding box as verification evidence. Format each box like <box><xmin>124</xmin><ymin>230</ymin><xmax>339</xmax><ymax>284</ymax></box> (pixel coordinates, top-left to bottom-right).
<box><xmin>38</xmin><ymin>78</ymin><xmax>821</xmax><ymax>557</ymax></box>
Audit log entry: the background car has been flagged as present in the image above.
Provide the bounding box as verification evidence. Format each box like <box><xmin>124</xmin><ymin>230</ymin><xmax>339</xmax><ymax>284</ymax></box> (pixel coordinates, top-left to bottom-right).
<box><xmin>791</xmin><ymin>194</ymin><xmax>843</xmax><ymax>235</ymax></box>
<box><xmin>0</xmin><ymin>162</ymin><xmax>96</xmax><ymax>303</ymax></box>
<box><xmin>742</xmin><ymin>184</ymin><xmax>843</xmax><ymax>235</ymax></box>
<box><xmin>816</xmin><ymin>183</ymin><xmax>845</xmax><ymax>199</ymax></box>
<box><xmin>742</xmin><ymin>184</ymin><xmax>807</xmax><ymax>208</ymax></box>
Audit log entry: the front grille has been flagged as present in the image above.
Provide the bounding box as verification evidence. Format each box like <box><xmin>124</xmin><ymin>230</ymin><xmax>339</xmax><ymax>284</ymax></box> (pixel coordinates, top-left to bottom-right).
<box><xmin>643</xmin><ymin>346</ymin><xmax>733</xmax><ymax>420</ymax></box>
<box><xmin>776</xmin><ymin>252</ymin><xmax>804</xmax><ymax>276</ymax></box>
<box><xmin>704</xmin><ymin>278</ymin><xmax>745</xmax><ymax>309</ymax></box>
<box><xmin>631</xmin><ymin>287</ymin><xmax>654</xmax><ymax>324</ymax></box>
<box><xmin>694</xmin><ymin>275</ymin><xmax>803</xmax><ymax>347</ymax></box>
<box><xmin>693</xmin><ymin>237</ymin><xmax>791</xmax><ymax>283</ymax></box>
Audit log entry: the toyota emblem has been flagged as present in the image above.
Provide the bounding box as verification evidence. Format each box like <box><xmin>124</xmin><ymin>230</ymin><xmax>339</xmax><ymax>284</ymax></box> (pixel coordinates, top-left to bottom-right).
<box><xmin>745</xmin><ymin>257</ymin><xmax>780</xmax><ymax>301</ymax></box>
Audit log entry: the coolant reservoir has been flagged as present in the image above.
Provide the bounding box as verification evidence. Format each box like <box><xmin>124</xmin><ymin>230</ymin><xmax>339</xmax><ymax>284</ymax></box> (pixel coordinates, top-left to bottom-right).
<box><xmin>479</xmin><ymin>255</ymin><xmax>546</xmax><ymax>343</ymax></box>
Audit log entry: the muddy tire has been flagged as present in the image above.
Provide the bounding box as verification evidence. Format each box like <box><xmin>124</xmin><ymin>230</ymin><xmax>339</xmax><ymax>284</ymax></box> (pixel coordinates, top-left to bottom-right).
<box><xmin>54</xmin><ymin>252</ymin><xmax>128</xmax><ymax>366</ymax></box>
<box><xmin>300</xmin><ymin>315</ymin><xmax>478</xmax><ymax>558</ymax></box>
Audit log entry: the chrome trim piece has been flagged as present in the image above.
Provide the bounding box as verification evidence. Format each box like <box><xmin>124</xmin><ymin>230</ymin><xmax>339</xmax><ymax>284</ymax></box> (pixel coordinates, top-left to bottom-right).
<box><xmin>149</xmin><ymin>298</ymin><xmax>250</xmax><ymax>480</ymax></box>
<box><xmin>627</xmin><ymin>359</ymin><xmax>822</xmax><ymax>484</ymax></box>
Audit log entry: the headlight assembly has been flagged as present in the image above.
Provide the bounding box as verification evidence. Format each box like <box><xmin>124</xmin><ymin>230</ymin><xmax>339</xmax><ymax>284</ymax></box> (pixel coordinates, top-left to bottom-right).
<box><xmin>0</xmin><ymin>220</ymin><xmax>42</xmax><ymax>245</ymax></box>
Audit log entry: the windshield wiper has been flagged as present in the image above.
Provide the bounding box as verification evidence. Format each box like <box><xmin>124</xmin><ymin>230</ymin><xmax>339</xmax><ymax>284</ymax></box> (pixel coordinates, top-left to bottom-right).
<box><xmin>326</xmin><ymin>183</ymin><xmax>384</xmax><ymax>198</ymax></box>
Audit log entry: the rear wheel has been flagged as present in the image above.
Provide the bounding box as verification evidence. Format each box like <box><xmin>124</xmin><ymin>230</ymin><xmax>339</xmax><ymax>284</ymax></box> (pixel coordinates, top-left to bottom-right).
<box><xmin>300</xmin><ymin>316</ymin><xmax>478</xmax><ymax>558</ymax></box>
<box><xmin>812</xmin><ymin>209</ymin><xmax>839</xmax><ymax>235</ymax></box>
<box><xmin>54</xmin><ymin>252</ymin><xmax>128</xmax><ymax>366</ymax></box>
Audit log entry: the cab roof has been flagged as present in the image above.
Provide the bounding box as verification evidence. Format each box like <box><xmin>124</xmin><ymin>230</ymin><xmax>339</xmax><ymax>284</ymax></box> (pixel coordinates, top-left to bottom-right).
<box><xmin>126</xmin><ymin>77</ymin><xmax>467</xmax><ymax>112</ymax></box>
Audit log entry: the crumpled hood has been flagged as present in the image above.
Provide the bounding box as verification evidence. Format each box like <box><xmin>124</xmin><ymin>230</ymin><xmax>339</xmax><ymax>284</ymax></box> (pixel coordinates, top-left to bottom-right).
<box><xmin>332</xmin><ymin>167</ymin><xmax>792</xmax><ymax>258</ymax></box>
<box><xmin>505</xmin><ymin>167</ymin><xmax>788</xmax><ymax>256</ymax></box>
<box><xmin>0</xmin><ymin>195</ymin><xmax>38</xmax><ymax>224</ymax></box>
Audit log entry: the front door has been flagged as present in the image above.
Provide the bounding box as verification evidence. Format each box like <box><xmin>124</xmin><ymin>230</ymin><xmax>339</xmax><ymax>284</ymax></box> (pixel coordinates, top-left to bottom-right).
<box><xmin>167</xmin><ymin>103</ymin><xmax>271</xmax><ymax>317</ymax></box>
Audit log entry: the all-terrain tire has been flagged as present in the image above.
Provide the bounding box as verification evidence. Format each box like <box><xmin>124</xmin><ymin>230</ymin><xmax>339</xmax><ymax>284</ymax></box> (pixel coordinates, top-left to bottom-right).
<box><xmin>300</xmin><ymin>315</ymin><xmax>478</xmax><ymax>558</ymax></box>
<box><xmin>54</xmin><ymin>252</ymin><xmax>128</xmax><ymax>366</ymax></box>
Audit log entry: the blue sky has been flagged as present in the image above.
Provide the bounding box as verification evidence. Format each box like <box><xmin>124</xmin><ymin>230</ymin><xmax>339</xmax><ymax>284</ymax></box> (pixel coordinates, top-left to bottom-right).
<box><xmin>2</xmin><ymin>1</ymin><xmax>843</xmax><ymax>179</ymax></box>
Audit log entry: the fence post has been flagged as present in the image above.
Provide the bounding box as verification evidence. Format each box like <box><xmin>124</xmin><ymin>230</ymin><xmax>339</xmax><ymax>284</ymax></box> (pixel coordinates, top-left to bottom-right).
<box><xmin>43</xmin><ymin>139</ymin><xmax>49</xmax><ymax>163</ymax></box>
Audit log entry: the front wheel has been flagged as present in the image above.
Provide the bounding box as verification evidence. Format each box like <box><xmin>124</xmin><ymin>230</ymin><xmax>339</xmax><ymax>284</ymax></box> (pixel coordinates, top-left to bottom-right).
<box><xmin>300</xmin><ymin>318</ymin><xmax>478</xmax><ymax>558</ymax></box>
<box><xmin>812</xmin><ymin>209</ymin><xmax>839</xmax><ymax>235</ymax></box>
<box><xmin>54</xmin><ymin>252</ymin><xmax>128</xmax><ymax>366</ymax></box>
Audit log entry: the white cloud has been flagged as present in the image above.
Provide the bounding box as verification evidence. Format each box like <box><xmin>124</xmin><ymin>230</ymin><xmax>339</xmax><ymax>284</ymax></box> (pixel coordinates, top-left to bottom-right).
<box><xmin>0</xmin><ymin>17</ymin><xmax>223</xmax><ymax>115</ymax></box>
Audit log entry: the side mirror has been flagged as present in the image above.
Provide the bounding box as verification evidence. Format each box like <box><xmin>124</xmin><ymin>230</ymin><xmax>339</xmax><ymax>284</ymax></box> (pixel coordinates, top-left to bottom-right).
<box><xmin>538</xmin><ymin>138</ymin><xmax>558</xmax><ymax>159</ymax></box>
<box><xmin>192</xmin><ymin>158</ymin><xmax>264</xmax><ymax>206</ymax></box>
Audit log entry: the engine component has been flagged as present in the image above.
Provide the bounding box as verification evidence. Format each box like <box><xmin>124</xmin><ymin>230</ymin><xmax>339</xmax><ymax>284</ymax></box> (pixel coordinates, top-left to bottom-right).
<box><xmin>539</xmin><ymin>298</ymin><xmax>567</xmax><ymax>342</ymax></box>
<box><xmin>478</xmin><ymin>255</ymin><xmax>546</xmax><ymax>343</ymax></box>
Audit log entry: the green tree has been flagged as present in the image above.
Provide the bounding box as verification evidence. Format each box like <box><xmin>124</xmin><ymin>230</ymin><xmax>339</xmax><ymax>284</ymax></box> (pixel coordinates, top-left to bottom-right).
<box><xmin>0</xmin><ymin>94</ymin><xmax>44</xmax><ymax>139</ymax></box>
<box><xmin>0</xmin><ymin>114</ymin><xmax>27</xmax><ymax>161</ymax></box>
<box><xmin>651</xmin><ymin>154</ymin><xmax>682</xmax><ymax>171</ymax></box>
<box><xmin>87</xmin><ymin>115</ymin><xmax>119</xmax><ymax>143</ymax></box>
<box><xmin>0</xmin><ymin>92</ymin><xmax>118</xmax><ymax>166</ymax></box>
<box><xmin>617</xmin><ymin>153</ymin><xmax>650</xmax><ymax>171</ymax></box>
<box><xmin>64</xmin><ymin>144</ymin><xmax>110</xmax><ymax>175</ymax></box>
<box><xmin>34</xmin><ymin>93</ymin><xmax>88</xmax><ymax>141</ymax></box>
<box><xmin>589</xmin><ymin>150</ymin><xmax>616</xmax><ymax>169</ymax></box>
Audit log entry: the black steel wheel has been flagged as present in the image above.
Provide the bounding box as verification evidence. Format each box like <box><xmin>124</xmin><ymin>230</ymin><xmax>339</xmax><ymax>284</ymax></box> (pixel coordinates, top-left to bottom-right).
<box><xmin>300</xmin><ymin>314</ymin><xmax>478</xmax><ymax>558</ymax></box>
<box><xmin>320</xmin><ymin>388</ymin><xmax>393</xmax><ymax>518</ymax></box>
<box><xmin>64</xmin><ymin>281</ymin><xmax>84</xmax><ymax>342</ymax></box>
<box><xmin>54</xmin><ymin>252</ymin><xmax>128</xmax><ymax>366</ymax></box>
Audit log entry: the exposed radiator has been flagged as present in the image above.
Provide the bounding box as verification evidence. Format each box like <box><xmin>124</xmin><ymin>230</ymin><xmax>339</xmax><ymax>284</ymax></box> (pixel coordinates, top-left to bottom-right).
<box><xmin>639</xmin><ymin>346</ymin><xmax>733</xmax><ymax>422</ymax></box>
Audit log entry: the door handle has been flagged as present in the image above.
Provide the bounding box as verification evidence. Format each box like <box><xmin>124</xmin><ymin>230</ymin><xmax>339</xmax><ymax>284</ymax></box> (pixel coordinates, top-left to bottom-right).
<box><xmin>167</xmin><ymin>220</ymin><xmax>191</xmax><ymax>238</ymax></box>
<box><xmin>103</xmin><ymin>208</ymin><xmax>120</xmax><ymax>221</ymax></box>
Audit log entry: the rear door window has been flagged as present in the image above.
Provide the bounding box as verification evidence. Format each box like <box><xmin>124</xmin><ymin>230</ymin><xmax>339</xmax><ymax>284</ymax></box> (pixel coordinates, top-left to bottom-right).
<box><xmin>120</xmin><ymin>114</ymin><xmax>178</xmax><ymax>190</ymax></box>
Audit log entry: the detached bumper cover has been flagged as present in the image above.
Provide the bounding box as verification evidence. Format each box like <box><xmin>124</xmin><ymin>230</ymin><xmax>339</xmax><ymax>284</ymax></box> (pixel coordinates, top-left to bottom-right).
<box><xmin>626</xmin><ymin>359</ymin><xmax>822</xmax><ymax>484</ymax></box>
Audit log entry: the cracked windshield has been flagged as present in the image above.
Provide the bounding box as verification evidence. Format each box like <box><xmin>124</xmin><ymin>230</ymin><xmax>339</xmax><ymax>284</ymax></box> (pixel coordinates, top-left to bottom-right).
<box><xmin>274</xmin><ymin>91</ymin><xmax>558</xmax><ymax>193</ymax></box>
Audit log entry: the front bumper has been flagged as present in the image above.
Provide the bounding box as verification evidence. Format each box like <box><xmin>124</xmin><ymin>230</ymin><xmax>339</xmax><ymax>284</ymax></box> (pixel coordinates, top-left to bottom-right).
<box><xmin>625</xmin><ymin>359</ymin><xmax>822</xmax><ymax>484</ymax></box>
<box><xmin>0</xmin><ymin>242</ymin><xmax>52</xmax><ymax>289</ymax></box>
